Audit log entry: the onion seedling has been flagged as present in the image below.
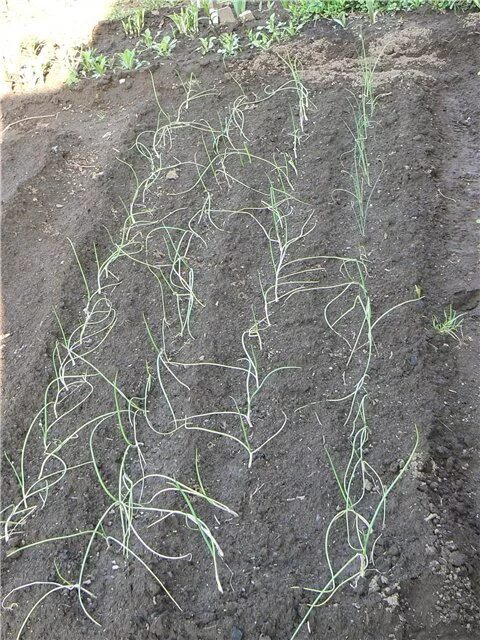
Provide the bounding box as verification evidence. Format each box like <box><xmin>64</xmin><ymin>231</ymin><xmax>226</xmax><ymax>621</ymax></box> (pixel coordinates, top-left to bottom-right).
<box><xmin>433</xmin><ymin>305</ymin><xmax>464</xmax><ymax>340</ymax></box>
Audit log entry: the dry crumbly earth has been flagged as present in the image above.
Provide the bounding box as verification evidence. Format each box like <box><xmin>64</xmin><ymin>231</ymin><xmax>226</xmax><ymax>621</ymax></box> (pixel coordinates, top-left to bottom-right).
<box><xmin>1</xmin><ymin>10</ymin><xmax>480</xmax><ymax>640</ymax></box>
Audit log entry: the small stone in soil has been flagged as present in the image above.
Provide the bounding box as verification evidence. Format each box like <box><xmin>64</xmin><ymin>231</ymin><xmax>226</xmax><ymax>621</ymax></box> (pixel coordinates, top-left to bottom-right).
<box><xmin>218</xmin><ymin>6</ymin><xmax>237</xmax><ymax>25</ymax></box>
<box><xmin>231</xmin><ymin>626</ymin><xmax>244</xmax><ymax>640</ymax></box>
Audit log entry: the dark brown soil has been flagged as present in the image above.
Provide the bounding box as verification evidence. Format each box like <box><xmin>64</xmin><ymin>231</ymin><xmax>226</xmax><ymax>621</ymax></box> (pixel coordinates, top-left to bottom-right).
<box><xmin>1</xmin><ymin>11</ymin><xmax>479</xmax><ymax>640</ymax></box>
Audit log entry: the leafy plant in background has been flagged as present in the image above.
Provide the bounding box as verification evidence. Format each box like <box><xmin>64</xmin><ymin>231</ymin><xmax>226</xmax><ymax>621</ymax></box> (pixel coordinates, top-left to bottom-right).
<box><xmin>331</xmin><ymin>11</ymin><xmax>348</xmax><ymax>26</ymax></box>
<box><xmin>169</xmin><ymin>4</ymin><xmax>199</xmax><ymax>37</ymax></box>
<box><xmin>247</xmin><ymin>13</ymin><xmax>298</xmax><ymax>50</ymax></box>
<box><xmin>364</xmin><ymin>0</ymin><xmax>379</xmax><ymax>22</ymax></box>
<box><xmin>281</xmin><ymin>0</ymin><xmax>323</xmax><ymax>24</ymax></box>
<box><xmin>152</xmin><ymin>35</ymin><xmax>177</xmax><ymax>57</ymax></box>
<box><xmin>232</xmin><ymin>0</ymin><xmax>247</xmax><ymax>15</ymax></box>
<box><xmin>198</xmin><ymin>36</ymin><xmax>216</xmax><ymax>55</ymax></box>
<box><xmin>247</xmin><ymin>29</ymin><xmax>274</xmax><ymax>50</ymax></box>
<box><xmin>281</xmin><ymin>19</ymin><xmax>303</xmax><ymax>38</ymax></box>
<box><xmin>79</xmin><ymin>49</ymin><xmax>109</xmax><ymax>77</ymax></box>
<box><xmin>65</xmin><ymin>66</ymin><xmax>79</xmax><ymax>85</ymax></box>
<box><xmin>63</xmin><ymin>49</ymin><xmax>80</xmax><ymax>86</ymax></box>
<box><xmin>117</xmin><ymin>48</ymin><xmax>142</xmax><ymax>70</ymax></box>
<box><xmin>218</xmin><ymin>33</ymin><xmax>241</xmax><ymax>57</ymax></box>
<box><xmin>141</xmin><ymin>28</ymin><xmax>155</xmax><ymax>48</ymax></box>
<box><xmin>122</xmin><ymin>8</ymin><xmax>146</xmax><ymax>37</ymax></box>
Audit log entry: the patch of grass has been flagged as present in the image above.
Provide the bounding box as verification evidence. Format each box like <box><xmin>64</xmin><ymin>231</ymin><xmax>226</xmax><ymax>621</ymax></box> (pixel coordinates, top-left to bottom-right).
<box><xmin>280</xmin><ymin>0</ymin><xmax>480</xmax><ymax>26</ymax></box>
<box><xmin>433</xmin><ymin>305</ymin><xmax>464</xmax><ymax>340</ymax></box>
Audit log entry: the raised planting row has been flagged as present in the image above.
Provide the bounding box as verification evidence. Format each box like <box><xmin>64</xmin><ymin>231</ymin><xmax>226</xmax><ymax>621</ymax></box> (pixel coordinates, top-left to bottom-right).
<box><xmin>5</xmin><ymin>0</ymin><xmax>479</xmax><ymax>91</ymax></box>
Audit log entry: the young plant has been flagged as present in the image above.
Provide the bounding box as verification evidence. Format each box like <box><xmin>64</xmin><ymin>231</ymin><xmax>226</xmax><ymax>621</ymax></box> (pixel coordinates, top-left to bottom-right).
<box><xmin>152</xmin><ymin>36</ymin><xmax>177</xmax><ymax>58</ymax></box>
<box><xmin>65</xmin><ymin>67</ymin><xmax>79</xmax><ymax>86</ymax></box>
<box><xmin>122</xmin><ymin>8</ymin><xmax>145</xmax><ymax>37</ymax></box>
<box><xmin>364</xmin><ymin>0</ymin><xmax>378</xmax><ymax>24</ymax></box>
<box><xmin>433</xmin><ymin>305</ymin><xmax>464</xmax><ymax>340</ymax></box>
<box><xmin>141</xmin><ymin>28</ymin><xmax>154</xmax><ymax>48</ymax></box>
<box><xmin>169</xmin><ymin>5</ymin><xmax>199</xmax><ymax>37</ymax></box>
<box><xmin>218</xmin><ymin>33</ymin><xmax>240</xmax><ymax>57</ymax></box>
<box><xmin>64</xmin><ymin>50</ymin><xmax>80</xmax><ymax>86</ymax></box>
<box><xmin>281</xmin><ymin>0</ymin><xmax>320</xmax><ymax>25</ymax></box>
<box><xmin>332</xmin><ymin>12</ymin><xmax>348</xmax><ymax>28</ymax></box>
<box><xmin>232</xmin><ymin>0</ymin><xmax>247</xmax><ymax>16</ymax></box>
<box><xmin>79</xmin><ymin>49</ymin><xmax>109</xmax><ymax>78</ymax></box>
<box><xmin>280</xmin><ymin>19</ymin><xmax>302</xmax><ymax>39</ymax></box>
<box><xmin>247</xmin><ymin>29</ymin><xmax>273</xmax><ymax>50</ymax></box>
<box><xmin>336</xmin><ymin>43</ymin><xmax>380</xmax><ymax>235</ymax></box>
<box><xmin>265</xmin><ymin>13</ymin><xmax>282</xmax><ymax>38</ymax></box>
<box><xmin>117</xmin><ymin>48</ymin><xmax>141</xmax><ymax>70</ymax></box>
<box><xmin>198</xmin><ymin>36</ymin><xmax>216</xmax><ymax>55</ymax></box>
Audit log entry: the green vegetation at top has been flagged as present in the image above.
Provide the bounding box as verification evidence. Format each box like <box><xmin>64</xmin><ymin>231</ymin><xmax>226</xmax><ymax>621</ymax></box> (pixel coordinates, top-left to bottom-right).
<box><xmin>281</xmin><ymin>0</ymin><xmax>479</xmax><ymax>22</ymax></box>
<box><xmin>8</xmin><ymin>0</ymin><xmax>478</xmax><ymax>91</ymax></box>
<box><xmin>71</xmin><ymin>0</ymin><xmax>479</xmax><ymax>85</ymax></box>
<box><xmin>109</xmin><ymin>0</ymin><xmax>479</xmax><ymax>22</ymax></box>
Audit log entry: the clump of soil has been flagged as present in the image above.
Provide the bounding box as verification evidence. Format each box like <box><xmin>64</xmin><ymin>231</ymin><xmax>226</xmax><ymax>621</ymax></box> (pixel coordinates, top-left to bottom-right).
<box><xmin>1</xmin><ymin>11</ymin><xmax>479</xmax><ymax>640</ymax></box>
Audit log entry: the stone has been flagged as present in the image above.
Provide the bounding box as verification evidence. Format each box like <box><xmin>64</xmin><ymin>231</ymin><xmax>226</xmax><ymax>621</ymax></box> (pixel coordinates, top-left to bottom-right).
<box><xmin>450</xmin><ymin>551</ymin><xmax>467</xmax><ymax>568</ymax></box>
<box><xmin>239</xmin><ymin>10</ymin><xmax>255</xmax><ymax>22</ymax></box>
<box><xmin>218</xmin><ymin>6</ymin><xmax>237</xmax><ymax>25</ymax></box>
<box><xmin>369</xmin><ymin>575</ymin><xmax>380</xmax><ymax>593</ymax></box>
<box><xmin>166</xmin><ymin>169</ymin><xmax>179</xmax><ymax>180</ymax></box>
<box><xmin>385</xmin><ymin>594</ymin><xmax>400</xmax><ymax>608</ymax></box>
<box><xmin>231</xmin><ymin>626</ymin><xmax>244</xmax><ymax>640</ymax></box>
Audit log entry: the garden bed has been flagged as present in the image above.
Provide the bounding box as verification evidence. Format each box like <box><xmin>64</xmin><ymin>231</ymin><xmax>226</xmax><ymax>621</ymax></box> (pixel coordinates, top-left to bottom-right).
<box><xmin>1</xmin><ymin>9</ymin><xmax>479</xmax><ymax>640</ymax></box>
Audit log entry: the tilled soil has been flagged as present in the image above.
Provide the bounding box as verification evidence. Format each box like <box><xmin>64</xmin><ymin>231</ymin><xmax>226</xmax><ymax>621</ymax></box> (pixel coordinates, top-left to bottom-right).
<box><xmin>1</xmin><ymin>11</ymin><xmax>479</xmax><ymax>640</ymax></box>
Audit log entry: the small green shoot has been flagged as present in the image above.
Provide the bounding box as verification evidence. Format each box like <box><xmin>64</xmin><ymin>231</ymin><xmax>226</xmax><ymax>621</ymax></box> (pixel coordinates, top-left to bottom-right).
<box><xmin>433</xmin><ymin>305</ymin><xmax>464</xmax><ymax>340</ymax></box>
<box><xmin>141</xmin><ymin>28</ymin><xmax>154</xmax><ymax>48</ymax></box>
